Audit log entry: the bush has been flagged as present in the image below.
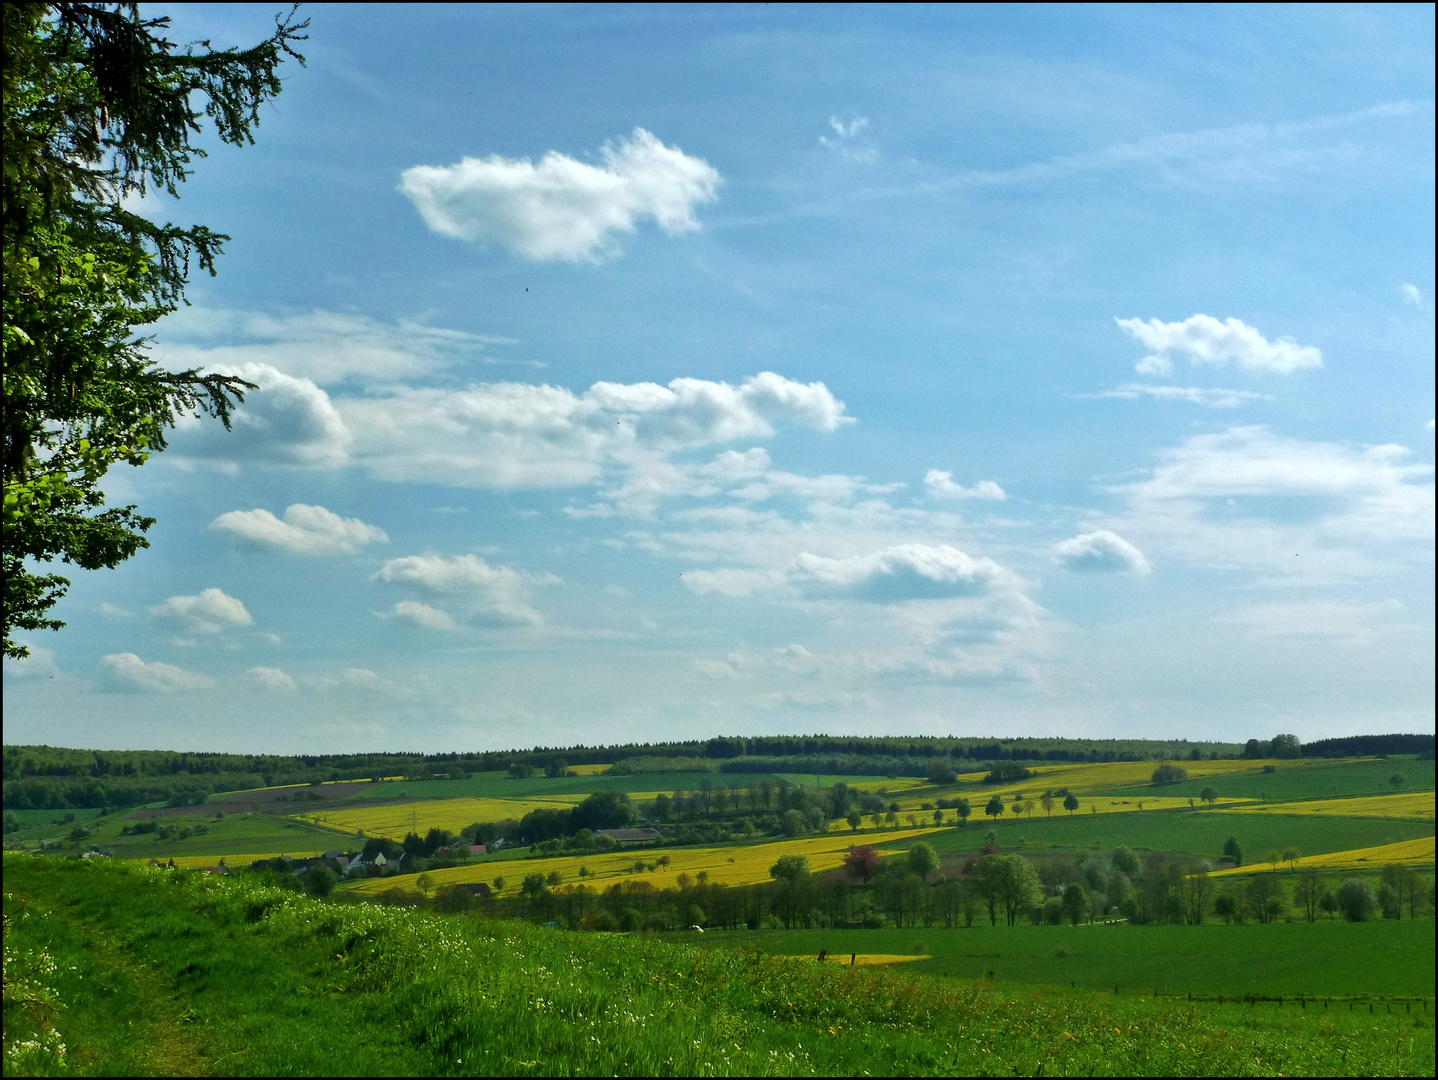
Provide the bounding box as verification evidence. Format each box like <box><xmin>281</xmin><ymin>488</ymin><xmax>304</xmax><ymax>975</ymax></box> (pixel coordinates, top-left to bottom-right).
<box><xmin>1335</xmin><ymin>878</ymin><xmax>1376</xmax><ymax>922</ymax></box>
<box><xmin>304</xmin><ymin>867</ymin><xmax>337</xmax><ymax>898</ymax></box>
<box><xmin>983</xmin><ymin>762</ymin><xmax>1032</xmax><ymax>784</ymax></box>
<box><xmin>1150</xmin><ymin>764</ymin><xmax>1188</xmax><ymax>785</ymax></box>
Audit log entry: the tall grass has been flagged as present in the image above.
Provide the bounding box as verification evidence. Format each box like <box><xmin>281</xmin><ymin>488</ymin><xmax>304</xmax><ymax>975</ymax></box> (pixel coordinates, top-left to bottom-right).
<box><xmin>5</xmin><ymin>854</ymin><xmax>1432</xmax><ymax>1076</ymax></box>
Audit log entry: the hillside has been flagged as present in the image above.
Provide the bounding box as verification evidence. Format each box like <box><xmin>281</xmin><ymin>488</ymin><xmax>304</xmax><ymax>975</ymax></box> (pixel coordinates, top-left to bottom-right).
<box><xmin>4</xmin><ymin>855</ymin><xmax>1431</xmax><ymax>1077</ymax></box>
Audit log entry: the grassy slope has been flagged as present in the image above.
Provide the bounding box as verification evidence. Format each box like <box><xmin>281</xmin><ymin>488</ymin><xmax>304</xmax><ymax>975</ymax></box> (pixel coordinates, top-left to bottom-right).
<box><xmin>10</xmin><ymin>811</ymin><xmax>349</xmax><ymax>861</ymax></box>
<box><xmin>917</xmin><ymin>808</ymin><xmax>1436</xmax><ymax>863</ymax></box>
<box><xmin>686</xmin><ymin>922</ymin><xmax>1436</xmax><ymax>999</ymax></box>
<box><xmin>5</xmin><ymin>856</ymin><xmax>1432</xmax><ymax>1078</ymax></box>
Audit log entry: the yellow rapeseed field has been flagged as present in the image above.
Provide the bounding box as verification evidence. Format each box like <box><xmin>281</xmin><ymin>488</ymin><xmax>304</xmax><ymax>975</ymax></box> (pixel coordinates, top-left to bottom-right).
<box><xmin>566</xmin><ymin>763</ymin><xmax>612</xmax><ymax>776</ymax></box>
<box><xmin>891</xmin><ymin>793</ymin><xmax>1247</xmax><ymax>816</ymax></box>
<box><xmin>347</xmin><ymin>826</ymin><xmax>944</xmax><ymax>897</ymax></box>
<box><xmin>1217</xmin><ymin>791</ymin><xmax>1434</xmax><ymax>822</ymax></box>
<box><xmin>1207</xmin><ymin>836</ymin><xmax>1436</xmax><ymax>878</ymax></box>
<box><xmin>293</xmin><ymin>795</ymin><xmax>587</xmax><ymax>839</ymax></box>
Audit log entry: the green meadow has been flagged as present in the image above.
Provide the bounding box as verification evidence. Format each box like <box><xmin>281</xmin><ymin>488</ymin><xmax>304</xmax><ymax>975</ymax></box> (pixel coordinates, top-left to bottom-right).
<box><xmin>1099</xmin><ymin>758</ymin><xmax>1437</xmax><ymax>802</ymax></box>
<box><xmin>686</xmin><ymin>920</ymin><xmax>1436</xmax><ymax>999</ymax></box>
<box><xmin>5</xmin><ymin>856</ymin><xmax>1431</xmax><ymax>1078</ymax></box>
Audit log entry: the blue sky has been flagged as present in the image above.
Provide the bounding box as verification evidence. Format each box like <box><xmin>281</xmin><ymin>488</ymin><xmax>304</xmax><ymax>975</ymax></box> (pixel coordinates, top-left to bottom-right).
<box><xmin>5</xmin><ymin>4</ymin><xmax>1433</xmax><ymax>753</ymax></box>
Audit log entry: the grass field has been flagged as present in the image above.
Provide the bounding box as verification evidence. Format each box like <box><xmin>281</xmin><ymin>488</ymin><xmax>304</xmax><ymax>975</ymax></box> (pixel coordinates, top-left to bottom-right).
<box><xmin>919</xmin><ymin>807</ymin><xmax>1436</xmax><ymax>864</ymax></box>
<box><xmin>683</xmin><ymin>920</ymin><xmax>1436</xmax><ymax>1000</ymax></box>
<box><xmin>336</xmin><ymin>770</ymin><xmax>805</xmax><ymax>803</ymax></box>
<box><xmin>349</xmin><ymin>827</ymin><xmax>945</xmax><ymax>897</ymax></box>
<box><xmin>7</xmin><ymin>810</ymin><xmax>349</xmax><ymax>860</ymax></box>
<box><xmin>1106</xmin><ymin>758</ymin><xmax>1437</xmax><ymax>803</ymax></box>
<box><xmin>5</xmin><ymin>855</ymin><xmax>1430</xmax><ymax>1077</ymax></box>
<box><xmin>1208</xmin><ymin>837</ymin><xmax>1437</xmax><ymax>878</ymax></box>
<box><xmin>1219</xmin><ymin>791</ymin><xmax>1435</xmax><ymax>822</ymax></box>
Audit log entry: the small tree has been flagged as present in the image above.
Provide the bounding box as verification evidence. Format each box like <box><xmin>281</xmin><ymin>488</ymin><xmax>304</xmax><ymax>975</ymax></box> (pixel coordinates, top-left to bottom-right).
<box><xmin>492</xmin><ymin>875</ymin><xmax>507</xmax><ymax>894</ymax></box>
<box><xmin>781</xmin><ymin>809</ymin><xmax>807</xmax><ymax>837</ymax></box>
<box><xmin>1334</xmin><ymin>878</ymin><xmax>1376</xmax><ymax>922</ymax></box>
<box><xmin>1222</xmin><ymin>836</ymin><xmax>1243</xmax><ymax>867</ymax></box>
<box><xmin>847</xmin><ymin>810</ymin><xmax>862</xmax><ymax>831</ymax></box>
<box><xmin>1281</xmin><ymin>847</ymin><xmax>1300</xmax><ymax>870</ymax></box>
<box><xmin>770</xmin><ymin>854</ymin><xmax>811</xmax><ymax>881</ymax></box>
<box><xmin>546</xmin><ymin>870</ymin><xmax>563</xmax><ymax>889</ymax></box>
<box><xmin>1062</xmin><ymin>794</ymin><xmax>1079</xmax><ymax>817</ymax></box>
<box><xmin>956</xmin><ymin>798</ymin><xmax>971</xmax><ymax>827</ymax></box>
<box><xmin>305</xmin><ymin>866</ymin><xmax>337</xmax><ymax>898</ymax></box>
<box><xmin>1150</xmin><ymin>763</ymin><xmax>1188</xmax><ymax>785</ymax></box>
<box><xmin>1041</xmin><ymin>793</ymin><xmax>1054</xmax><ymax>818</ymax></box>
<box><xmin>1389</xmin><ymin>772</ymin><xmax>1406</xmax><ymax>790</ymax></box>
<box><xmin>1293</xmin><ymin>868</ymin><xmax>1322</xmax><ymax>922</ymax></box>
<box><xmin>985</xmin><ymin>795</ymin><xmax>1005</xmax><ymax>820</ymax></box>
<box><xmin>907</xmin><ymin>841</ymin><xmax>938</xmax><ymax>880</ymax></box>
<box><xmin>415</xmin><ymin>872</ymin><xmax>434</xmax><ymax>899</ymax></box>
<box><xmin>1319</xmin><ymin>889</ymin><xmax>1338</xmax><ymax>921</ymax></box>
<box><xmin>1111</xmin><ymin>846</ymin><xmax>1140</xmax><ymax>876</ymax></box>
<box><xmin>932</xmin><ymin>808</ymin><xmax>945</xmax><ymax>826</ymax></box>
<box><xmin>1199</xmin><ymin>786</ymin><xmax>1219</xmax><ymax>806</ymax></box>
<box><xmin>1061</xmin><ymin>882</ymin><xmax>1089</xmax><ymax>925</ymax></box>
<box><xmin>1213</xmin><ymin>892</ymin><xmax>1238</xmax><ymax>924</ymax></box>
<box><xmin>843</xmin><ymin>844</ymin><xmax>880</xmax><ymax>884</ymax></box>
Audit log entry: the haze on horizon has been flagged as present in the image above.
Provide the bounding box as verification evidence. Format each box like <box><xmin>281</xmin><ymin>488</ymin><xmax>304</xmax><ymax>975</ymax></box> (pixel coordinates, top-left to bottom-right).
<box><xmin>3</xmin><ymin>4</ymin><xmax>1433</xmax><ymax>755</ymax></box>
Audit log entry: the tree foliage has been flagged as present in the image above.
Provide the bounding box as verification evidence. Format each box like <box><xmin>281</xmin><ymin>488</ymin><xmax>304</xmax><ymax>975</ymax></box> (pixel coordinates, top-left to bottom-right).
<box><xmin>2</xmin><ymin>2</ymin><xmax>306</xmax><ymax>657</ymax></box>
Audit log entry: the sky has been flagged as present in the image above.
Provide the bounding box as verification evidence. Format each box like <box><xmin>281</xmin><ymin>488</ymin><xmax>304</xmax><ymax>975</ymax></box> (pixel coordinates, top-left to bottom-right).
<box><xmin>4</xmin><ymin>4</ymin><xmax>1433</xmax><ymax>754</ymax></box>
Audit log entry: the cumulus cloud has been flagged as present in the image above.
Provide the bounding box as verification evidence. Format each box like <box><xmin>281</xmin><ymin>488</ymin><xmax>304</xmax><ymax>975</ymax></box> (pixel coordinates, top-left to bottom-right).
<box><xmin>1090</xmin><ymin>384</ymin><xmax>1268</xmax><ymax>409</ymax></box>
<box><xmin>246</xmin><ymin>666</ymin><xmax>296</xmax><ymax>691</ymax></box>
<box><xmin>100</xmin><ymin>653</ymin><xmax>212</xmax><ymax>692</ymax></box>
<box><xmin>171</xmin><ymin>363</ymin><xmax>350</xmax><ymax>469</ymax></box>
<box><xmin>211</xmin><ymin>504</ymin><xmax>387</xmax><ymax>555</ymax></box>
<box><xmin>149</xmin><ymin>589</ymin><xmax>252</xmax><ymax>634</ymax></box>
<box><xmin>388</xmin><ymin>600</ymin><xmax>458</xmax><ymax>631</ymax></box>
<box><xmin>399</xmin><ymin>128</ymin><xmax>721</xmax><ymax>262</ymax></box>
<box><xmin>1108</xmin><ymin>426</ymin><xmax>1434</xmax><ymax>577</ymax></box>
<box><xmin>342</xmin><ymin>372</ymin><xmax>849</xmax><ymax>490</ymax></box>
<box><xmin>376</xmin><ymin>554</ymin><xmax>555</xmax><ymax>627</ymax></box>
<box><xmin>1116</xmin><ymin>315</ymin><xmax>1322</xmax><ymax>376</ymax></box>
<box><xmin>786</xmin><ymin>544</ymin><xmax>1015</xmax><ymax>602</ymax></box>
<box><xmin>1053</xmin><ymin>530</ymin><xmax>1151</xmax><ymax>574</ymax></box>
<box><xmin>924</xmin><ymin>470</ymin><xmax>1006</xmax><ymax>500</ymax></box>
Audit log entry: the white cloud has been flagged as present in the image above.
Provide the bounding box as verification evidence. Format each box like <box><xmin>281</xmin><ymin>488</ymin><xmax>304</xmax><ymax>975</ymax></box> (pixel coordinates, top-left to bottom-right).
<box><xmin>154</xmin><ymin>307</ymin><xmax>512</xmax><ymax>386</ymax></box>
<box><xmin>4</xmin><ymin>646</ymin><xmax>59</xmax><ymax>680</ymax></box>
<box><xmin>819</xmin><ymin>116</ymin><xmax>878</xmax><ymax>163</ymax></box>
<box><xmin>681</xmin><ymin>567</ymin><xmax>779</xmax><ymax>598</ymax></box>
<box><xmin>1090</xmin><ymin>384</ymin><xmax>1268</xmax><ymax>408</ymax></box>
<box><xmin>149</xmin><ymin>588</ymin><xmax>252</xmax><ymax>634</ymax></box>
<box><xmin>1053</xmin><ymin>530</ymin><xmax>1152</xmax><ymax>574</ymax></box>
<box><xmin>246</xmin><ymin>666</ymin><xmax>296</xmax><ymax>691</ymax></box>
<box><xmin>1116</xmin><ymin>315</ymin><xmax>1322</xmax><ymax>376</ymax></box>
<box><xmin>211</xmin><ymin>504</ymin><xmax>387</xmax><ymax>555</ymax></box>
<box><xmin>100</xmin><ymin>653</ymin><xmax>212</xmax><ymax>693</ymax></box>
<box><xmin>1401</xmin><ymin>283</ymin><xmax>1423</xmax><ymax>306</ymax></box>
<box><xmin>694</xmin><ymin>659</ymin><xmax>741</xmax><ymax>680</ymax></box>
<box><xmin>171</xmin><ymin>363</ymin><xmax>350</xmax><ymax>469</ymax></box>
<box><xmin>376</xmin><ymin>554</ymin><xmax>555</xmax><ymax>627</ymax></box>
<box><xmin>388</xmin><ymin>600</ymin><xmax>458</xmax><ymax>631</ymax></box>
<box><xmin>756</xmin><ymin>689</ymin><xmax>868</xmax><ymax>710</ymax></box>
<box><xmin>786</xmin><ymin>544</ymin><xmax>1016</xmax><ymax>602</ymax></box>
<box><xmin>399</xmin><ymin>128</ymin><xmax>721</xmax><ymax>262</ymax></box>
<box><xmin>1108</xmin><ymin>426</ymin><xmax>1434</xmax><ymax>578</ymax></box>
<box><xmin>924</xmin><ymin>470</ymin><xmax>1006</xmax><ymax>500</ymax></box>
<box><xmin>98</xmin><ymin>602</ymin><xmax>133</xmax><ymax>620</ymax></box>
<box><xmin>342</xmin><ymin>372</ymin><xmax>849</xmax><ymax>491</ymax></box>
